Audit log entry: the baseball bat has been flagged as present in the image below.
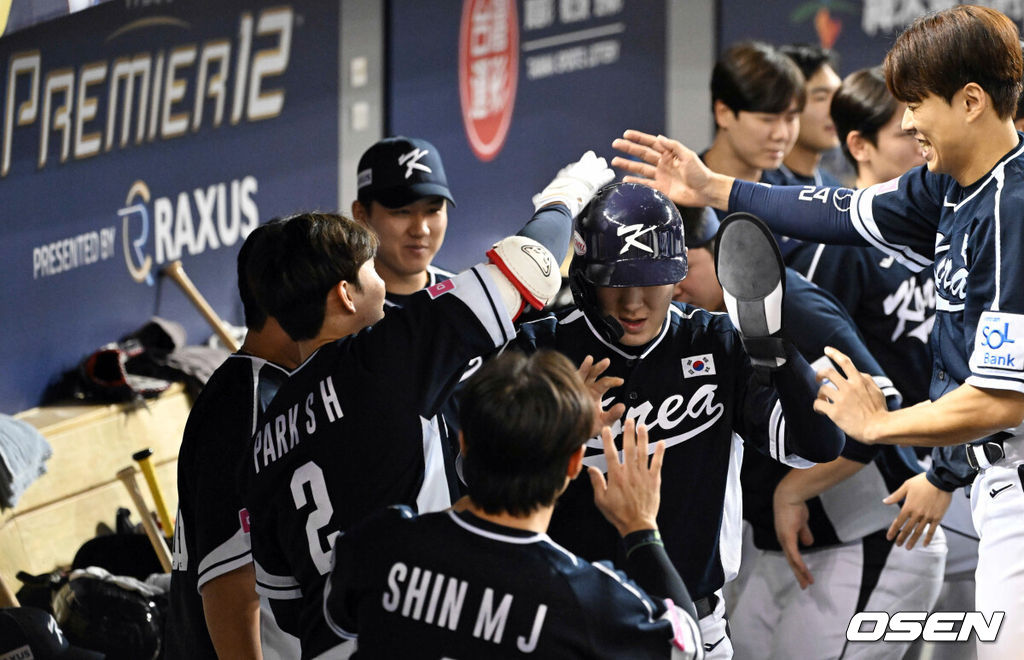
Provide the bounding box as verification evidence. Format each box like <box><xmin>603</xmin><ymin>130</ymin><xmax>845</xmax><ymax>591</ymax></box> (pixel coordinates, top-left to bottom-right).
<box><xmin>116</xmin><ymin>466</ymin><xmax>174</xmax><ymax>573</ymax></box>
<box><xmin>161</xmin><ymin>259</ymin><xmax>241</xmax><ymax>352</ymax></box>
<box><xmin>132</xmin><ymin>448</ymin><xmax>174</xmax><ymax>540</ymax></box>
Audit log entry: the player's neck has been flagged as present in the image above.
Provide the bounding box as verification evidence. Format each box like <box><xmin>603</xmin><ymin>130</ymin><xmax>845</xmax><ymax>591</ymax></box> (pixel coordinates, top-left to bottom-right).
<box><xmin>241</xmin><ymin>318</ymin><xmax>301</xmax><ymax>369</ymax></box>
<box><xmin>704</xmin><ymin>141</ymin><xmax>762</xmax><ymax>182</ymax></box>
<box><xmin>379</xmin><ymin>264</ymin><xmax>430</xmax><ymax>296</ymax></box>
<box><xmin>955</xmin><ymin>117</ymin><xmax>1020</xmax><ymax>186</ymax></box>
<box><xmin>463</xmin><ymin>499</ymin><xmax>553</xmax><ymax>534</ymax></box>
<box><xmin>782</xmin><ymin>144</ymin><xmax>822</xmax><ymax>178</ymax></box>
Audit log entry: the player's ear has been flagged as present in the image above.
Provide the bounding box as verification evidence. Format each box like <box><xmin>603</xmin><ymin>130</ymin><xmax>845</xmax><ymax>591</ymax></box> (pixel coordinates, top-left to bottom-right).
<box><xmin>713</xmin><ymin>100</ymin><xmax>735</xmax><ymax>131</ymax></box>
<box><xmin>351</xmin><ymin>200</ymin><xmax>369</xmax><ymax>225</ymax></box>
<box><xmin>335</xmin><ymin>280</ymin><xmax>358</xmax><ymax>314</ymax></box>
<box><xmin>846</xmin><ymin>130</ymin><xmax>871</xmax><ymax>165</ymax></box>
<box><xmin>961</xmin><ymin>82</ymin><xmax>987</xmax><ymax>122</ymax></box>
<box><xmin>566</xmin><ymin>445</ymin><xmax>586</xmax><ymax>480</ymax></box>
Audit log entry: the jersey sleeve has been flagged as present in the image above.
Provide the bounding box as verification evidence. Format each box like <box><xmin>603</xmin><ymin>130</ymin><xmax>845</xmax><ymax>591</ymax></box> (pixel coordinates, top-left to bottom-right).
<box><xmin>577</xmin><ymin>561</ymin><xmax>702</xmax><ymax>659</ymax></box>
<box><xmin>964</xmin><ymin>186</ymin><xmax>1024</xmax><ymax>394</ymax></box>
<box><xmin>729</xmin><ymin>167</ymin><xmax>945</xmax><ymax>272</ymax></box>
<box><xmin>250</xmin><ymin>505</ymin><xmax>304</xmax><ymax>638</ymax></box>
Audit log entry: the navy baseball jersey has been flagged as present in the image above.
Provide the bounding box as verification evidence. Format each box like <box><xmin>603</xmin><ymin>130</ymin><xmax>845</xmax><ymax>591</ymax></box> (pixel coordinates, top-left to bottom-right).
<box><xmin>324</xmin><ymin>506</ymin><xmax>702</xmax><ymax>658</ymax></box>
<box><xmin>741</xmin><ymin>271</ymin><xmax>922</xmax><ymax>552</ymax></box>
<box><xmin>383</xmin><ymin>264</ymin><xmax>454</xmax><ymax>310</ymax></box>
<box><xmin>240</xmin><ymin>267</ymin><xmax>515</xmax><ymax>657</ymax></box>
<box><xmin>513</xmin><ymin>301</ymin><xmax>837</xmax><ymax>599</ymax></box>
<box><xmin>731</xmin><ymin>137</ymin><xmax>1024</xmax><ymax>406</ymax></box>
<box><xmin>787</xmin><ymin>243</ymin><xmax>934</xmax><ymax>407</ymax></box>
<box><xmin>165</xmin><ymin>353</ymin><xmax>290</xmax><ymax>659</ymax></box>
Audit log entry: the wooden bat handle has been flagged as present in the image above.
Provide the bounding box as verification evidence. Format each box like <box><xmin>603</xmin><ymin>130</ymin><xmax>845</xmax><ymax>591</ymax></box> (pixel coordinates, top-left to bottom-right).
<box><xmin>117</xmin><ymin>466</ymin><xmax>174</xmax><ymax>572</ymax></box>
<box><xmin>0</xmin><ymin>572</ymin><xmax>20</xmax><ymax>608</ymax></box>
<box><xmin>132</xmin><ymin>448</ymin><xmax>174</xmax><ymax>539</ymax></box>
<box><xmin>161</xmin><ymin>259</ymin><xmax>241</xmax><ymax>352</ymax></box>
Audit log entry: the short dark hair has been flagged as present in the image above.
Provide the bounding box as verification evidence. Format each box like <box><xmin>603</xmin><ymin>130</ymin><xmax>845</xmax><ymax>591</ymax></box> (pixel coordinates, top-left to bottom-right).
<box><xmin>248</xmin><ymin>212</ymin><xmax>377</xmax><ymax>342</ymax></box>
<box><xmin>780</xmin><ymin>43</ymin><xmax>837</xmax><ymax>82</ymax></box>
<box><xmin>884</xmin><ymin>5</ymin><xmax>1023</xmax><ymax>119</ymax></box>
<box><xmin>459</xmin><ymin>350</ymin><xmax>595</xmax><ymax>517</ymax></box>
<box><xmin>238</xmin><ymin>220</ymin><xmax>287</xmax><ymax>331</ymax></box>
<box><xmin>711</xmin><ymin>41</ymin><xmax>806</xmax><ymax>116</ymax></box>
<box><xmin>831</xmin><ymin>67</ymin><xmax>899</xmax><ymax>169</ymax></box>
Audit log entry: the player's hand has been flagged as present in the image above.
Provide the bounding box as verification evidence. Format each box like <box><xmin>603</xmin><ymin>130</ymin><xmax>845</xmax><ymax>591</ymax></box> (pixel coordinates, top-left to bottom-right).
<box><xmin>883</xmin><ymin>472</ymin><xmax>952</xmax><ymax>549</ymax></box>
<box><xmin>611</xmin><ymin>130</ymin><xmax>730</xmax><ymax>208</ymax></box>
<box><xmin>773</xmin><ymin>484</ymin><xmax>815</xmax><ymax>589</ymax></box>
<box><xmin>589</xmin><ymin>419</ymin><xmax>665</xmax><ymax>537</ymax></box>
<box><xmin>532</xmin><ymin>150</ymin><xmax>615</xmax><ymax>217</ymax></box>
<box><xmin>576</xmin><ymin>355</ymin><xmax>626</xmax><ymax>437</ymax></box>
<box><xmin>813</xmin><ymin>346</ymin><xmax>889</xmax><ymax>443</ymax></box>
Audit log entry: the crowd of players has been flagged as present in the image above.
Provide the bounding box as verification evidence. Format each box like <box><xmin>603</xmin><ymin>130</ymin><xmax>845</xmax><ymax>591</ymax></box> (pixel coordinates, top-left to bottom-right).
<box><xmin>162</xmin><ymin>5</ymin><xmax>1024</xmax><ymax>659</ymax></box>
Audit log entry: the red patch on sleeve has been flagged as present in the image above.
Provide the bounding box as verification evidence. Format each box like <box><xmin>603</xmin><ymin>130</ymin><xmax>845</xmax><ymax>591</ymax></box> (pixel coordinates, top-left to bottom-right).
<box><xmin>427</xmin><ymin>279</ymin><xmax>456</xmax><ymax>299</ymax></box>
<box><xmin>239</xmin><ymin>508</ymin><xmax>251</xmax><ymax>533</ymax></box>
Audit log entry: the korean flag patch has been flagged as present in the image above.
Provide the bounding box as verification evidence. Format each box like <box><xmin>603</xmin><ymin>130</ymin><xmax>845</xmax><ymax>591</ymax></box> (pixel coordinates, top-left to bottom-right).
<box><xmin>683</xmin><ymin>354</ymin><xmax>716</xmax><ymax>378</ymax></box>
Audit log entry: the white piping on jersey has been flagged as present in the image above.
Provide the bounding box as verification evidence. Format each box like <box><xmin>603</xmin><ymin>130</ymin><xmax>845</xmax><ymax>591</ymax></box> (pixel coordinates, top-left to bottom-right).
<box><xmin>416</xmin><ymin>415</ymin><xmax>452</xmax><ymax>513</ymax></box>
<box><xmin>965</xmin><ymin>375</ymin><xmax>1024</xmax><ymax>395</ymax></box>
<box><xmin>849</xmin><ymin>184</ymin><xmax>932</xmax><ymax>271</ymax></box>
<box><xmin>321</xmin><ymin>578</ymin><xmax>358</xmax><ymax>640</ymax></box>
<box><xmin>197</xmin><ymin>526</ymin><xmax>252</xmax><ymax>592</ymax></box>
<box><xmin>993</xmin><ymin>166</ymin><xmax>1006</xmax><ymax>311</ymax></box>
<box><xmin>253</xmin><ymin>559</ymin><xmax>303</xmax><ymax>600</ymax></box>
<box><xmin>768</xmin><ymin>400</ymin><xmax>784</xmax><ymax>462</ymax></box>
<box><xmin>446</xmin><ymin>510</ymin><xmax>550</xmax><ymax>546</ymax></box>
<box><xmin>804</xmin><ymin>243</ymin><xmax>827</xmax><ymax>282</ymax></box>
<box><xmin>566</xmin><ymin>305</ymin><xmax>684</xmax><ymax>361</ymax></box>
<box><xmin>945</xmin><ymin>140</ymin><xmax>1024</xmax><ymax>213</ymax></box>
<box><xmin>719</xmin><ymin>434</ymin><xmax>744</xmax><ymax>583</ymax></box>
<box><xmin>591</xmin><ymin>562</ymin><xmax>656</xmax><ymax>621</ymax></box>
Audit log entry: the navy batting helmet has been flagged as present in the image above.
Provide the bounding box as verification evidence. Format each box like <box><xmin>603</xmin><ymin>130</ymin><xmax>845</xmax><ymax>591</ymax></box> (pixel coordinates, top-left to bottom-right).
<box><xmin>569</xmin><ymin>182</ymin><xmax>687</xmax><ymax>341</ymax></box>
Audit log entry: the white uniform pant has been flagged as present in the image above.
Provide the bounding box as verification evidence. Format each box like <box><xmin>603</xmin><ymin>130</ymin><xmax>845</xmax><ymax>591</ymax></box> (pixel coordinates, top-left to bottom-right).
<box><xmin>970</xmin><ymin>461</ymin><xmax>1024</xmax><ymax>660</ymax></box>
<box><xmin>699</xmin><ymin>589</ymin><xmax>734</xmax><ymax>659</ymax></box>
<box><xmin>730</xmin><ymin>529</ymin><xmax>946</xmax><ymax>660</ymax></box>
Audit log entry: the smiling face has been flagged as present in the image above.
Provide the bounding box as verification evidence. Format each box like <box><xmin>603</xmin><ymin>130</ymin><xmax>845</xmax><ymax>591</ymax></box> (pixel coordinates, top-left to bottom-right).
<box><xmin>595</xmin><ymin>284</ymin><xmax>675</xmax><ymax>346</ymax></box>
<box><xmin>717</xmin><ymin>100</ymin><xmax>802</xmax><ymax>172</ymax></box>
<box><xmin>357</xmin><ymin>196</ymin><xmax>448</xmax><ymax>291</ymax></box>
<box><xmin>901</xmin><ymin>92</ymin><xmax>968</xmax><ymax>179</ymax></box>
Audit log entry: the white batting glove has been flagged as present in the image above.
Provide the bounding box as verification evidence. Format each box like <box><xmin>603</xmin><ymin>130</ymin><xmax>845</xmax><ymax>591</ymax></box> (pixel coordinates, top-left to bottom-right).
<box><xmin>532</xmin><ymin>150</ymin><xmax>615</xmax><ymax>218</ymax></box>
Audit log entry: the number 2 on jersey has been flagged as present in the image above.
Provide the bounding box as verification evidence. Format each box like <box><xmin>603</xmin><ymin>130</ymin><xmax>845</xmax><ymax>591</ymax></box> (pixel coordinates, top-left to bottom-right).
<box><xmin>290</xmin><ymin>462</ymin><xmax>339</xmax><ymax>575</ymax></box>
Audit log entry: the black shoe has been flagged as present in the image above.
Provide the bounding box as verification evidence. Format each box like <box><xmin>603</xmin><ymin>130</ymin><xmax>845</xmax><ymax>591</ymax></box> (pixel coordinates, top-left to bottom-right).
<box><xmin>714</xmin><ymin>212</ymin><xmax>787</xmax><ymax>369</ymax></box>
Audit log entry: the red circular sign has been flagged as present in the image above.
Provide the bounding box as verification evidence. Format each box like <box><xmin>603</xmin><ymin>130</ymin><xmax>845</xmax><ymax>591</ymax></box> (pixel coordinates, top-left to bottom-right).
<box><xmin>459</xmin><ymin>0</ymin><xmax>518</xmax><ymax>162</ymax></box>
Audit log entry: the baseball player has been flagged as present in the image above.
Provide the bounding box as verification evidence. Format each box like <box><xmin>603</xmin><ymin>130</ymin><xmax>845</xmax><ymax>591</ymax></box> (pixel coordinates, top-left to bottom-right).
<box><xmin>761</xmin><ymin>44</ymin><xmax>843</xmax><ymax>189</ymax></box>
<box><xmin>614</xmin><ymin>7</ymin><xmax>1024</xmax><ymax>657</ymax></box>
<box><xmin>165</xmin><ymin>220</ymin><xmax>300</xmax><ymax>659</ymax></box>
<box><xmin>239</xmin><ymin>153</ymin><xmax>614</xmax><ymax>657</ymax></box>
<box><xmin>511</xmin><ymin>182</ymin><xmax>845</xmax><ymax>658</ymax></box>
<box><xmin>350</xmin><ymin>136</ymin><xmax>456</xmax><ymax>310</ymax></box>
<box><xmin>323</xmin><ymin>350</ymin><xmax>704</xmax><ymax>658</ymax></box>
<box><xmin>702</xmin><ymin>41</ymin><xmax>804</xmax><ymax>190</ymax></box>
<box><xmin>672</xmin><ymin>205</ymin><xmax>945</xmax><ymax>659</ymax></box>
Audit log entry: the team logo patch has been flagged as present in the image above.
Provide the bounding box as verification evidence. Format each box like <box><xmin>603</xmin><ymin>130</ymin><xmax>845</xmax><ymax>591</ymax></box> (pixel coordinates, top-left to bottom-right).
<box><xmin>683</xmin><ymin>354</ymin><xmax>716</xmax><ymax>378</ymax></box>
<box><xmin>572</xmin><ymin>230</ymin><xmax>587</xmax><ymax>256</ymax></box>
<box><xmin>427</xmin><ymin>279</ymin><xmax>456</xmax><ymax>299</ymax></box>
<box><xmin>239</xmin><ymin>508</ymin><xmax>251</xmax><ymax>533</ymax></box>
<box><xmin>521</xmin><ymin>244</ymin><xmax>552</xmax><ymax>276</ymax></box>
<box><xmin>357</xmin><ymin>168</ymin><xmax>372</xmax><ymax>189</ymax></box>
<box><xmin>971</xmin><ymin>311</ymin><xmax>1024</xmax><ymax>372</ymax></box>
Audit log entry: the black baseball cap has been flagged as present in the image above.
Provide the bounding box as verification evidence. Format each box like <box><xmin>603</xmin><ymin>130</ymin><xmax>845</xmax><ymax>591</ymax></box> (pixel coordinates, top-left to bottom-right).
<box><xmin>0</xmin><ymin>607</ymin><xmax>104</xmax><ymax>659</ymax></box>
<box><xmin>677</xmin><ymin>204</ymin><xmax>721</xmax><ymax>248</ymax></box>
<box><xmin>356</xmin><ymin>136</ymin><xmax>455</xmax><ymax>209</ymax></box>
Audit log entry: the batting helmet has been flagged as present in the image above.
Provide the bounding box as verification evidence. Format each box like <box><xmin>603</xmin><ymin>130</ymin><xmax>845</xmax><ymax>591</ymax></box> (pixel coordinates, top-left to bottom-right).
<box><xmin>569</xmin><ymin>182</ymin><xmax>687</xmax><ymax>341</ymax></box>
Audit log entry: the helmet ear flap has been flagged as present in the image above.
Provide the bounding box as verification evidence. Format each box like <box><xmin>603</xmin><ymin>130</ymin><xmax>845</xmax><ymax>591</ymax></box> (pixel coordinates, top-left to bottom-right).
<box><xmin>569</xmin><ymin>269</ymin><xmax>624</xmax><ymax>343</ymax></box>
